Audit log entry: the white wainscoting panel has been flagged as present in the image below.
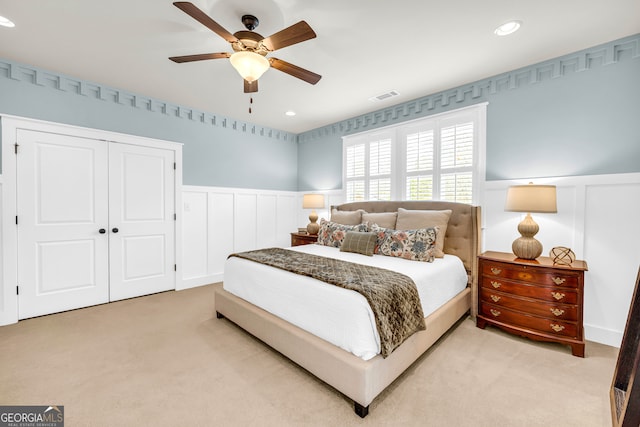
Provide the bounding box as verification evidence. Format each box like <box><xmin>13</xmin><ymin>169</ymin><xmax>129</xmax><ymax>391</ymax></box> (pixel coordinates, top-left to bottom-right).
<box><xmin>234</xmin><ymin>194</ymin><xmax>258</xmax><ymax>254</ymax></box>
<box><xmin>0</xmin><ymin>178</ymin><xmax>4</xmax><ymax>321</ymax></box>
<box><xmin>257</xmin><ymin>194</ymin><xmax>278</xmax><ymax>249</ymax></box>
<box><xmin>483</xmin><ymin>173</ymin><xmax>640</xmax><ymax>347</ymax></box>
<box><xmin>583</xmin><ymin>181</ymin><xmax>640</xmax><ymax>346</ymax></box>
<box><xmin>209</xmin><ymin>192</ymin><xmax>234</xmax><ymax>283</ymax></box>
<box><xmin>180</xmin><ymin>186</ymin><xmax>299</xmax><ymax>290</ymax></box>
<box><xmin>182</xmin><ymin>191</ymin><xmax>209</xmax><ymax>282</ymax></box>
<box><xmin>277</xmin><ymin>195</ymin><xmax>298</xmax><ymax>241</ymax></box>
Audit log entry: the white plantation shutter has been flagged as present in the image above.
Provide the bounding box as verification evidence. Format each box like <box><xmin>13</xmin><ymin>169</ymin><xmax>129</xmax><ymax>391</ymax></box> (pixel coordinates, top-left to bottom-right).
<box><xmin>406</xmin><ymin>130</ymin><xmax>434</xmax><ymax>200</ymax></box>
<box><xmin>345</xmin><ymin>144</ymin><xmax>365</xmax><ymax>201</ymax></box>
<box><xmin>406</xmin><ymin>175</ymin><xmax>433</xmax><ymax>200</ymax></box>
<box><xmin>346</xmin><ymin>143</ymin><xmax>365</xmax><ymax>178</ymax></box>
<box><xmin>343</xmin><ymin>134</ymin><xmax>393</xmax><ymax>201</ymax></box>
<box><xmin>369</xmin><ymin>139</ymin><xmax>392</xmax><ymax>200</ymax></box>
<box><xmin>441</xmin><ymin>172</ymin><xmax>473</xmax><ymax>203</ymax></box>
<box><xmin>441</xmin><ymin>122</ymin><xmax>473</xmax><ymax>169</ymax></box>
<box><xmin>440</xmin><ymin>122</ymin><xmax>474</xmax><ymax>203</ymax></box>
<box><xmin>343</xmin><ymin>103</ymin><xmax>485</xmax><ymax>203</ymax></box>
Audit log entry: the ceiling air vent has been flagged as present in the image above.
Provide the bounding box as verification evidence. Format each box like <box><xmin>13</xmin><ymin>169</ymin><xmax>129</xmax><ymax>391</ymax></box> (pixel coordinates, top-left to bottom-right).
<box><xmin>369</xmin><ymin>90</ymin><xmax>399</xmax><ymax>102</ymax></box>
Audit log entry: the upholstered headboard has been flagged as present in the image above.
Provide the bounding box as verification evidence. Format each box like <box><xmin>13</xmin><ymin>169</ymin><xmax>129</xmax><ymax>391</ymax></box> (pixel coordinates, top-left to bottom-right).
<box><xmin>334</xmin><ymin>201</ymin><xmax>481</xmax><ymax>316</ymax></box>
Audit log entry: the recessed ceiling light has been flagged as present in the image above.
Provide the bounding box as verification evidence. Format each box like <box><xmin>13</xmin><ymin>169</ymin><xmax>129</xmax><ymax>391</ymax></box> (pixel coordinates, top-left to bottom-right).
<box><xmin>494</xmin><ymin>20</ymin><xmax>521</xmax><ymax>36</ymax></box>
<box><xmin>0</xmin><ymin>15</ymin><xmax>15</xmax><ymax>28</ymax></box>
<box><xmin>285</xmin><ymin>111</ymin><xmax>296</xmax><ymax>117</ymax></box>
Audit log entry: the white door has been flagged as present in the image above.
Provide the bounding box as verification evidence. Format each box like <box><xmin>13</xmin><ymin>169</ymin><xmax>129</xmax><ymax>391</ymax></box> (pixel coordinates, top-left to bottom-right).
<box><xmin>108</xmin><ymin>143</ymin><xmax>175</xmax><ymax>301</ymax></box>
<box><xmin>17</xmin><ymin>130</ymin><xmax>110</xmax><ymax>319</ymax></box>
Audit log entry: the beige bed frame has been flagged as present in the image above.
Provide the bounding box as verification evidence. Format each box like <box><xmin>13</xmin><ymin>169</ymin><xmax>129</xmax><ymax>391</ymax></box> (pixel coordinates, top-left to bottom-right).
<box><xmin>214</xmin><ymin>201</ymin><xmax>481</xmax><ymax>417</ymax></box>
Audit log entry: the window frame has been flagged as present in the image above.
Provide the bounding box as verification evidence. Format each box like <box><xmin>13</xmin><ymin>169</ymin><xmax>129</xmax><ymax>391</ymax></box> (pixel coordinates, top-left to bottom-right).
<box><xmin>342</xmin><ymin>103</ymin><xmax>487</xmax><ymax>204</ymax></box>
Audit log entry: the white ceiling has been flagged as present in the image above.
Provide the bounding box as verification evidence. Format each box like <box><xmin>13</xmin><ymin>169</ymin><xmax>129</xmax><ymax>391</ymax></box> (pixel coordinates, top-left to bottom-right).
<box><xmin>0</xmin><ymin>0</ymin><xmax>638</xmax><ymax>134</ymax></box>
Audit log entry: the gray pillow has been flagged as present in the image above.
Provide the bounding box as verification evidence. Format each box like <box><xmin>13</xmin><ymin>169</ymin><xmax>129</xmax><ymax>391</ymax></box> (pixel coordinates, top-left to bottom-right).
<box><xmin>330</xmin><ymin>208</ymin><xmax>364</xmax><ymax>225</ymax></box>
<box><xmin>362</xmin><ymin>211</ymin><xmax>398</xmax><ymax>229</ymax></box>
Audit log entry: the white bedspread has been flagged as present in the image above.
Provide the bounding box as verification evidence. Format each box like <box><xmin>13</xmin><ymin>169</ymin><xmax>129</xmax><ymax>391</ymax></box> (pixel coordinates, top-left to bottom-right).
<box><xmin>223</xmin><ymin>244</ymin><xmax>468</xmax><ymax>360</ymax></box>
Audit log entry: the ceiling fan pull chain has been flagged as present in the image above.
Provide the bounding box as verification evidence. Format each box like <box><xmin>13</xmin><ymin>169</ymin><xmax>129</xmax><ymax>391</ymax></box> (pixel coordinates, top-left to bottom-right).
<box><xmin>249</xmin><ymin>96</ymin><xmax>253</xmax><ymax>114</ymax></box>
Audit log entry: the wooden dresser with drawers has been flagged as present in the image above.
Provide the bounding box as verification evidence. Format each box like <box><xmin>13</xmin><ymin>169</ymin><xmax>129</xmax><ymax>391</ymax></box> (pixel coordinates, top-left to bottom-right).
<box><xmin>476</xmin><ymin>251</ymin><xmax>588</xmax><ymax>357</ymax></box>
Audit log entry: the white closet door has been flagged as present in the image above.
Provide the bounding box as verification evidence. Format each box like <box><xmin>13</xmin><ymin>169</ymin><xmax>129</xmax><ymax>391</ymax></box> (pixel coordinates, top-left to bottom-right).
<box><xmin>108</xmin><ymin>143</ymin><xmax>175</xmax><ymax>301</ymax></box>
<box><xmin>17</xmin><ymin>130</ymin><xmax>110</xmax><ymax>319</ymax></box>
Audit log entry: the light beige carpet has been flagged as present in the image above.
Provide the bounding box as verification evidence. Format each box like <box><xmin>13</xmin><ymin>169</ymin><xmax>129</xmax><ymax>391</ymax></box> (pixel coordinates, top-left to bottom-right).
<box><xmin>0</xmin><ymin>283</ymin><xmax>617</xmax><ymax>426</ymax></box>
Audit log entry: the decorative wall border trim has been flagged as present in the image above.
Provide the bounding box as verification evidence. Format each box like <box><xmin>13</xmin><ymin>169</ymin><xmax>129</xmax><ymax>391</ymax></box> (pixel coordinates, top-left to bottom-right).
<box><xmin>297</xmin><ymin>33</ymin><xmax>640</xmax><ymax>143</ymax></box>
<box><xmin>0</xmin><ymin>60</ymin><xmax>296</xmax><ymax>143</ymax></box>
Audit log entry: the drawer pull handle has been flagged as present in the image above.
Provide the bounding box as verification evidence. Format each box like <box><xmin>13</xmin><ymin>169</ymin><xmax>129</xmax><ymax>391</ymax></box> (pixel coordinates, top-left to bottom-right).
<box><xmin>490</xmin><ymin>295</ymin><xmax>501</xmax><ymax>302</ymax></box>
<box><xmin>552</xmin><ymin>277</ymin><xmax>566</xmax><ymax>285</ymax></box>
<box><xmin>490</xmin><ymin>267</ymin><xmax>502</xmax><ymax>275</ymax></box>
<box><xmin>490</xmin><ymin>309</ymin><xmax>501</xmax><ymax>317</ymax></box>
<box><xmin>550</xmin><ymin>308</ymin><xmax>565</xmax><ymax>317</ymax></box>
<box><xmin>551</xmin><ymin>292</ymin><xmax>565</xmax><ymax>301</ymax></box>
<box><xmin>491</xmin><ymin>281</ymin><xmax>501</xmax><ymax>289</ymax></box>
<box><xmin>550</xmin><ymin>324</ymin><xmax>565</xmax><ymax>333</ymax></box>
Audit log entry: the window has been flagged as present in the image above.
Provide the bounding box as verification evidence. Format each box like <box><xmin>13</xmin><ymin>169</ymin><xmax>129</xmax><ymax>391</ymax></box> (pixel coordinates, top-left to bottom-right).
<box><xmin>342</xmin><ymin>103</ymin><xmax>486</xmax><ymax>204</ymax></box>
<box><xmin>344</xmin><ymin>134</ymin><xmax>393</xmax><ymax>201</ymax></box>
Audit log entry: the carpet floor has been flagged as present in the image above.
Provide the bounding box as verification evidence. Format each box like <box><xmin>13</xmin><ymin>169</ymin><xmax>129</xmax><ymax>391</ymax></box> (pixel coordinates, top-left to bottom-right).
<box><xmin>0</xmin><ymin>283</ymin><xmax>618</xmax><ymax>426</ymax></box>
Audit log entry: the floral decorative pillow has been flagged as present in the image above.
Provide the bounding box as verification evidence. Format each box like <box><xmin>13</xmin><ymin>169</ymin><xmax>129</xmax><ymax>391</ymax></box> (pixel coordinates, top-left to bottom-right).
<box><xmin>317</xmin><ymin>219</ymin><xmax>369</xmax><ymax>248</ymax></box>
<box><xmin>370</xmin><ymin>223</ymin><xmax>438</xmax><ymax>262</ymax></box>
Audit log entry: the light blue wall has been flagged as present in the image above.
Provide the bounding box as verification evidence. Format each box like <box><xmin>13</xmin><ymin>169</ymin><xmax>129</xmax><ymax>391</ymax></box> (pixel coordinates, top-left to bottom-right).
<box><xmin>297</xmin><ymin>34</ymin><xmax>640</xmax><ymax>190</ymax></box>
<box><xmin>0</xmin><ymin>61</ymin><xmax>298</xmax><ymax>190</ymax></box>
<box><xmin>2</xmin><ymin>34</ymin><xmax>638</xmax><ymax>192</ymax></box>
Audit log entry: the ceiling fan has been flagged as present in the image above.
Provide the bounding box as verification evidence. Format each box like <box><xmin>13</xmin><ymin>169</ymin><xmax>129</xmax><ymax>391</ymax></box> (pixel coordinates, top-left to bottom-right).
<box><xmin>169</xmin><ymin>1</ymin><xmax>322</xmax><ymax>93</ymax></box>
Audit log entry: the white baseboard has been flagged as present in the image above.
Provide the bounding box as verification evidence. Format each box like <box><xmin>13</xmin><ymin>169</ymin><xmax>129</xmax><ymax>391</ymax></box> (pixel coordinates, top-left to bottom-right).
<box><xmin>585</xmin><ymin>324</ymin><xmax>623</xmax><ymax>348</ymax></box>
<box><xmin>180</xmin><ymin>274</ymin><xmax>223</xmax><ymax>290</ymax></box>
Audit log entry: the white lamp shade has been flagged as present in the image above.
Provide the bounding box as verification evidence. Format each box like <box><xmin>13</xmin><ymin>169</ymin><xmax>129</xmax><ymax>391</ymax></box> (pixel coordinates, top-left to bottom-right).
<box><xmin>302</xmin><ymin>194</ymin><xmax>325</xmax><ymax>209</ymax></box>
<box><xmin>505</xmin><ymin>184</ymin><xmax>557</xmax><ymax>213</ymax></box>
<box><xmin>229</xmin><ymin>51</ymin><xmax>270</xmax><ymax>82</ymax></box>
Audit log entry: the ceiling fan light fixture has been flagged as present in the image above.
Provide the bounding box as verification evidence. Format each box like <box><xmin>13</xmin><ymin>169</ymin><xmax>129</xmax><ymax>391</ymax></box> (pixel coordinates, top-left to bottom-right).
<box><xmin>229</xmin><ymin>51</ymin><xmax>270</xmax><ymax>82</ymax></box>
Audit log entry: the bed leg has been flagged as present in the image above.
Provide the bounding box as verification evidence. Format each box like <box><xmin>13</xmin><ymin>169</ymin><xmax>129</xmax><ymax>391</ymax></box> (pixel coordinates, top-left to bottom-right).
<box><xmin>354</xmin><ymin>402</ymin><xmax>369</xmax><ymax>418</ymax></box>
<box><xmin>216</xmin><ymin>311</ymin><xmax>225</xmax><ymax>319</ymax></box>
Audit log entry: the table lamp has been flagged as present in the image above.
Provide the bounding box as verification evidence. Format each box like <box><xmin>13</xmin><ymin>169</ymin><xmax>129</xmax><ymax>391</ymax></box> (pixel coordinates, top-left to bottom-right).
<box><xmin>505</xmin><ymin>183</ymin><xmax>557</xmax><ymax>260</ymax></box>
<box><xmin>302</xmin><ymin>194</ymin><xmax>325</xmax><ymax>235</ymax></box>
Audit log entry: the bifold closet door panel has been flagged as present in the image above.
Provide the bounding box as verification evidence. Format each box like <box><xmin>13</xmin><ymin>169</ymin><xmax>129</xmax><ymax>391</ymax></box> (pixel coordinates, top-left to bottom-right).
<box><xmin>108</xmin><ymin>143</ymin><xmax>176</xmax><ymax>301</ymax></box>
<box><xmin>16</xmin><ymin>130</ymin><xmax>110</xmax><ymax>319</ymax></box>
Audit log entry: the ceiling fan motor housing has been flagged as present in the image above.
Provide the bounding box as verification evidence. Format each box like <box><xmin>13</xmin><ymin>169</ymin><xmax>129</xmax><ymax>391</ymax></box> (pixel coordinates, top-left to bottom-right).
<box><xmin>232</xmin><ymin>31</ymin><xmax>268</xmax><ymax>55</ymax></box>
<box><xmin>242</xmin><ymin>15</ymin><xmax>259</xmax><ymax>30</ymax></box>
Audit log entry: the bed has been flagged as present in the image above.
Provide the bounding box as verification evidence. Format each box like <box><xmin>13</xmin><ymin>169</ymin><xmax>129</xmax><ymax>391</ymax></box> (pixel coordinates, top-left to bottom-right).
<box><xmin>215</xmin><ymin>201</ymin><xmax>481</xmax><ymax>417</ymax></box>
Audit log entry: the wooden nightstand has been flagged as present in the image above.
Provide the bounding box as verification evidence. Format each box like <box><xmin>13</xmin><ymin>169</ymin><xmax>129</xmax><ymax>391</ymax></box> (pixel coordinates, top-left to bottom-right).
<box><xmin>290</xmin><ymin>232</ymin><xmax>318</xmax><ymax>246</ymax></box>
<box><xmin>476</xmin><ymin>251</ymin><xmax>588</xmax><ymax>357</ymax></box>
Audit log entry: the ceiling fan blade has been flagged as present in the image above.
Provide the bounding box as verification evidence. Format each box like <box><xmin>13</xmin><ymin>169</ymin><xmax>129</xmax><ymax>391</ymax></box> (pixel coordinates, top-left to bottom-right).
<box><xmin>261</xmin><ymin>21</ymin><xmax>316</xmax><ymax>51</ymax></box>
<box><xmin>244</xmin><ymin>79</ymin><xmax>258</xmax><ymax>93</ymax></box>
<box><xmin>269</xmin><ymin>58</ymin><xmax>321</xmax><ymax>85</ymax></box>
<box><xmin>169</xmin><ymin>52</ymin><xmax>230</xmax><ymax>63</ymax></box>
<box><xmin>173</xmin><ymin>2</ymin><xmax>238</xmax><ymax>43</ymax></box>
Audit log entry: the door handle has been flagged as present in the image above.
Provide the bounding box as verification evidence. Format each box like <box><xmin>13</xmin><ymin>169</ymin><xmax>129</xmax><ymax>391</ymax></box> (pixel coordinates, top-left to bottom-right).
<box><xmin>99</xmin><ymin>228</ymin><xmax>106</xmax><ymax>234</ymax></box>
<box><xmin>112</xmin><ymin>228</ymin><xmax>119</xmax><ymax>233</ymax></box>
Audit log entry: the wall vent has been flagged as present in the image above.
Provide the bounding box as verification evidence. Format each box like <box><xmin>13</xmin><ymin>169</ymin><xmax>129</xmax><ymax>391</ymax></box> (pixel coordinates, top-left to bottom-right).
<box><xmin>369</xmin><ymin>90</ymin><xmax>400</xmax><ymax>102</ymax></box>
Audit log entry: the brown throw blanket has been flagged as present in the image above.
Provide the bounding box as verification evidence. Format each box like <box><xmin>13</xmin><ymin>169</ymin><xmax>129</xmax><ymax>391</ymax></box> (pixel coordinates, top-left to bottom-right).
<box><xmin>229</xmin><ymin>247</ymin><xmax>426</xmax><ymax>358</ymax></box>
